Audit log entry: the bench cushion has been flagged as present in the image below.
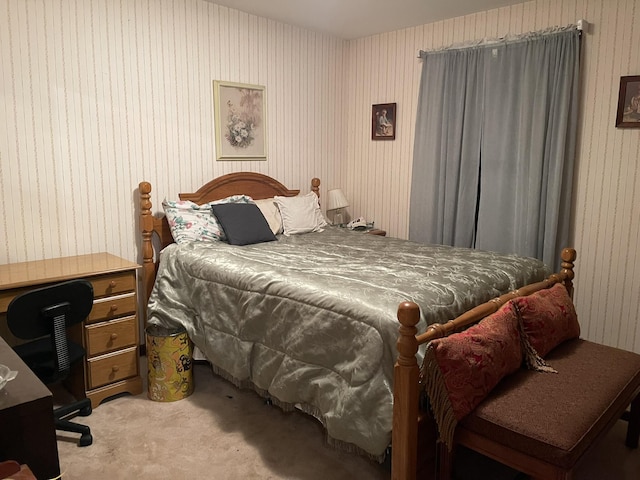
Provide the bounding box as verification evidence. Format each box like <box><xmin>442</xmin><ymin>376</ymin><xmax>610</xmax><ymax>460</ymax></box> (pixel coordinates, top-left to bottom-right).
<box><xmin>461</xmin><ymin>338</ymin><xmax>640</xmax><ymax>468</ymax></box>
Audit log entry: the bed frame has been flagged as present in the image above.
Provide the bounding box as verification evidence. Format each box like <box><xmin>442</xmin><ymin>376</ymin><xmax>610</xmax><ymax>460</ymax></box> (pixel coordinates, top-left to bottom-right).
<box><xmin>138</xmin><ymin>172</ymin><xmax>576</xmax><ymax>479</ymax></box>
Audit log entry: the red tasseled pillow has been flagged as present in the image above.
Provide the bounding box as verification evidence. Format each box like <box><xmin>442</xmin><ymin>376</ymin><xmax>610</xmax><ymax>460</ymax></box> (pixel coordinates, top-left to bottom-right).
<box><xmin>513</xmin><ymin>283</ymin><xmax>579</xmax><ymax>358</ymax></box>
<box><xmin>422</xmin><ymin>302</ymin><xmax>522</xmax><ymax>449</ymax></box>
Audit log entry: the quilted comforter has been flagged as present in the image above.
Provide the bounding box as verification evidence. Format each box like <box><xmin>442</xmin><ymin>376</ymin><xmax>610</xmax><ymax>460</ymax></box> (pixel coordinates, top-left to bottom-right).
<box><xmin>147</xmin><ymin>227</ymin><xmax>548</xmax><ymax>458</ymax></box>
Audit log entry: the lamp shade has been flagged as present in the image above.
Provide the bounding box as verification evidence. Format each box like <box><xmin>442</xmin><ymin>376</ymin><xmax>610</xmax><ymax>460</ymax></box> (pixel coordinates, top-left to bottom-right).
<box><xmin>326</xmin><ymin>189</ymin><xmax>349</xmax><ymax>211</ymax></box>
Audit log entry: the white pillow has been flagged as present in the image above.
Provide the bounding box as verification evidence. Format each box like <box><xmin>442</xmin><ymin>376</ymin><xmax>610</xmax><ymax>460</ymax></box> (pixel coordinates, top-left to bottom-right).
<box><xmin>254</xmin><ymin>198</ymin><xmax>282</xmax><ymax>235</ymax></box>
<box><xmin>274</xmin><ymin>192</ymin><xmax>328</xmax><ymax>235</ymax></box>
<box><xmin>162</xmin><ymin>195</ymin><xmax>253</xmax><ymax>244</ymax></box>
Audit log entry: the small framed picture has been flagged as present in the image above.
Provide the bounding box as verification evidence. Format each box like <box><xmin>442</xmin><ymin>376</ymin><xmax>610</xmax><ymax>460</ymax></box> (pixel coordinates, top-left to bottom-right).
<box><xmin>615</xmin><ymin>76</ymin><xmax>640</xmax><ymax>128</ymax></box>
<box><xmin>213</xmin><ymin>80</ymin><xmax>267</xmax><ymax>160</ymax></box>
<box><xmin>372</xmin><ymin>103</ymin><xmax>396</xmax><ymax>140</ymax></box>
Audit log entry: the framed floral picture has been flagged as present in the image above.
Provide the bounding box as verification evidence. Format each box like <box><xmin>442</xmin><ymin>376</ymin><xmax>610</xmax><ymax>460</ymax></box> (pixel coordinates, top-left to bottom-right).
<box><xmin>615</xmin><ymin>75</ymin><xmax>640</xmax><ymax>128</ymax></box>
<box><xmin>213</xmin><ymin>81</ymin><xmax>267</xmax><ymax>160</ymax></box>
<box><xmin>372</xmin><ymin>103</ymin><xmax>396</xmax><ymax>140</ymax></box>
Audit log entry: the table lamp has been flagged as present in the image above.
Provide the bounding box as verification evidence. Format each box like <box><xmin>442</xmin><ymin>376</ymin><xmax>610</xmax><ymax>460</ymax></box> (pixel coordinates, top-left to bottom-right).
<box><xmin>326</xmin><ymin>188</ymin><xmax>349</xmax><ymax>226</ymax></box>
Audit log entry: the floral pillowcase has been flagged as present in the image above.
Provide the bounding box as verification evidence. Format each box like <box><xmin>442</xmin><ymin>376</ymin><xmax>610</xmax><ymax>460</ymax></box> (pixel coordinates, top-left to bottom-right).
<box><xmin>162</xmin><ymin>195</ymin><xmax>253</xmax><ymax>244</ymax></box>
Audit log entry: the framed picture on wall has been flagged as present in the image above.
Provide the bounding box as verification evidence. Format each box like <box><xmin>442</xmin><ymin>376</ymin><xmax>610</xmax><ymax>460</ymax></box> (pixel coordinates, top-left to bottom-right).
<box><xmin>213</xmin><ymin>81</ymin><xmax>267</xmax><ymax>160</ymax></box>
<box><xmin>615</xmin><ymin>75</ymin><xmax>640</xmax><ymax>128</ymax></box>
<box><xmin>372</xmin><ymin>103</ymin><xmax>396</xmax><ymax>140</ymax></box>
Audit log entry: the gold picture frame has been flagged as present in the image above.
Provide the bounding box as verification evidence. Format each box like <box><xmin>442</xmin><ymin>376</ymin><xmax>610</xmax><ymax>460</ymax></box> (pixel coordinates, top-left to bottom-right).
<box><xmin>213</xmin><ymin>81</ymin><xmax>267</xmax><ymax>160</ymax></box>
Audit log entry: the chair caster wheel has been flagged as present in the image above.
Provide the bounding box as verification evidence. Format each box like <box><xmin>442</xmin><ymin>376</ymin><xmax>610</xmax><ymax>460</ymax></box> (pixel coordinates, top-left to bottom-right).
<box><xmin>79</xmin><ymin>433</ymin><xmax>93</xmax><ymax>447</ymax></box>
<box><xmin>80</xmin><ymin>404</ymin><xmax>92</xmax><ymax>416</ymax></box>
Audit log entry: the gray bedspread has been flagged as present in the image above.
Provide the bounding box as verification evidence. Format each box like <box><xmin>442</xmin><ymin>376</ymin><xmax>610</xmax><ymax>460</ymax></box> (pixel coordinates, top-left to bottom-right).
<box><xmin>147</xmin><ymin>227</ymin><xmax>548</xmax><ymax>458</ymax></box>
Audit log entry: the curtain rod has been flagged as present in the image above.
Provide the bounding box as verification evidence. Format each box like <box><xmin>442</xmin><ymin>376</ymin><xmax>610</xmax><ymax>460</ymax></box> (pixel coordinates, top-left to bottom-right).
<box><xmin>417</xmin><ymin>20</ymin><xmax>588</xmax><ymax>58</ymax></box>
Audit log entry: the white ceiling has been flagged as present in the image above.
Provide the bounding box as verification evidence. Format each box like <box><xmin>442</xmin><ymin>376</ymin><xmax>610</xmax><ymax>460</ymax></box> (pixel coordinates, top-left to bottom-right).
<box><xmin>208</xmin><ymin>0</ymin><xmax>526</xmax><ymax>40</ymax></box>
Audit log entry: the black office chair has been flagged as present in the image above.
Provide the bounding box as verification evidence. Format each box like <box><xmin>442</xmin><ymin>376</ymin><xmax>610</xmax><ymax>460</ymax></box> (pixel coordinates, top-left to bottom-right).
<box><xmin>7</xmin><ymin>279</ymin><xmax>94</xmax><ymax>447</ymax></box>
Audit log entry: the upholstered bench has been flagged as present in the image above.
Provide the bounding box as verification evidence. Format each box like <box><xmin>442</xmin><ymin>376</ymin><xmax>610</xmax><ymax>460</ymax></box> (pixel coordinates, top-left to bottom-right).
<box><xmin>450</xmin><ymin>338</ymin><xmax>640</xmax><ymax>479</ymax></box>
<box><xmin>421</xmin><ymin>282</ymin><xmax>640</xmax><ymax>480</ymax></box>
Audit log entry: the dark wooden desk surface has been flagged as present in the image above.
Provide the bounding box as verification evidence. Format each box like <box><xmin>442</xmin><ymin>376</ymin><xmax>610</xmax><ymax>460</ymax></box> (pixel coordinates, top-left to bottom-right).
<box><xmin>0</xmin><ymin>336</ymin><xmax>60</xmax><ymax>479</ymax></box>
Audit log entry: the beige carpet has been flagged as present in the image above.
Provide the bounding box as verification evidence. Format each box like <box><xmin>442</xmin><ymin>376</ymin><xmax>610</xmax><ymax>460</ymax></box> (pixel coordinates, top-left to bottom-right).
<box><xmin>54</xmin><ymin>360</ymin><xmax>640</xmax><ymax>480</ymax></box>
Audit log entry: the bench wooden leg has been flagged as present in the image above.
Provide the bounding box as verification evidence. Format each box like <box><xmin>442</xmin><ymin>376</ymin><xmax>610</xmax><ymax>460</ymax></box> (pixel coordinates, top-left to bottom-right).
<box><xmin>625</xmin><ymin>393</ymin><xmax>640</xmax><ymax>448</ymax></box>
<box><xmin>436</xmin><ymin>442</ymin><xmax>454</xmax><ymax>480</ymax></box>
<box><xmin>530</xmin><ymin>472</ymin><xmax>572</xmax><ymax>480</ymax></box>
<box><xmin>530</xmin><ymin>475</ymin><xmax>571</xmax><ymax>480</ymax></box>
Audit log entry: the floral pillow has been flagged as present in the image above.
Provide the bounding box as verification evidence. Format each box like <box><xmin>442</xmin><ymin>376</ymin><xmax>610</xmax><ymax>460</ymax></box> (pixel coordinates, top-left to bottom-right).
<box><xmin>512</xmin><ymin>282</ymin><xmax>579</xmax><ymax>358</ymax></box>
<box><xmin>421</xmin><ymin>302</ymin><xmax>522</xmax><ymax>449</ymax></box>
<box><xmin>162</xmin><ymin>195</ymin><xmax>253</xmax><ymax>244</ymax></box>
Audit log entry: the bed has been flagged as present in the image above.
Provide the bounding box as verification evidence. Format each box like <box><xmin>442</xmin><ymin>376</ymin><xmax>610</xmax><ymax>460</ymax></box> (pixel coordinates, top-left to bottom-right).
<box><xmin>138</xmin><ymin>172</ymin><xmax>554</xmax><ymax>466</ymax></box>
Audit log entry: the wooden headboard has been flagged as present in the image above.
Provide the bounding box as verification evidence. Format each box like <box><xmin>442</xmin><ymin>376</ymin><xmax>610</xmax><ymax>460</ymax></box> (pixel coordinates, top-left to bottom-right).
<box><xmin>139</xmin><ymin>172</ymin><xmax>320</xmax><ymax>320</ymax></box>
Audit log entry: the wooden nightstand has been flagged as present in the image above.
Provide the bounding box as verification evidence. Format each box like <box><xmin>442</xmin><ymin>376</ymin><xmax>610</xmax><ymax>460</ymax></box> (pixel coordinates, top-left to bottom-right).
<box><xmin>366</xmin><ymin>229</ymin><xmax>386</xmax><ymax>236</ymax></box>
<box><xmin>0</xmin><ymin>253</ymin><xmax>143</xmax><ymax>408</ymax></box>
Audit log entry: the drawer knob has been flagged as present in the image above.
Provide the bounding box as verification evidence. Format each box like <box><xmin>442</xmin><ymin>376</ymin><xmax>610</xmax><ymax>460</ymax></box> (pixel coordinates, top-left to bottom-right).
<box><xmin>110</xmin><ymin>333</ymin><xmax>118</xmax><ymax>340</ymax></box>
<box><xmin>110</xmin><ymin>304</ymin><xmax>118</xmax><ymax>312</ymax></box>
<box><xmin>109</xmin><ymin>280</ymin><xmax>117</xmax><ymax>288</ymax></box>
<box><xmin>112</xmin><ymin>365</ymin><xmax>120</xmax><ymax>373</ymax></box>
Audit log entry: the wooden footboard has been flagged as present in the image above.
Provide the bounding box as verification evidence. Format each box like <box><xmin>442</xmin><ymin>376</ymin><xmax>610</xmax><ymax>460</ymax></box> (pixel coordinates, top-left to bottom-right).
<box><xmin>138</xmin><ymin>172</ymin><xmax>319</xmax><ymax>324</ymax></box>
<box><xmin>391</xmin><ymin>248</ymin><xmax>577</xmax><ymax>480</ymax></box>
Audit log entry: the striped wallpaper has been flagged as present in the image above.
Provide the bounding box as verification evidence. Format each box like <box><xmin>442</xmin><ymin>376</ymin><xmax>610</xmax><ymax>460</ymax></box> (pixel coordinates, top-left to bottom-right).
<box><xmin>1</xmin><ymin>0</ymin><xmax>639</xmax><ymax>353</ymax></box>
<box><xmin>0</xmin><ymin>0</ymin><xmax>346</xmax><ymax>263</ymax></box>
<box><xmin>342</xmin><ymin>0</ymin><xmax>640</xmax><ymax>354</ymax></box>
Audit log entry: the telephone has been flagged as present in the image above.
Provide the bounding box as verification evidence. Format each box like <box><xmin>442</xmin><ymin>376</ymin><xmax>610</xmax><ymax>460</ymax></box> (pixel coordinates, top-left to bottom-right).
<box><xmin>347</xmin><ymin>217</ymin><xmax>368</xmax><ymax>231</ymax></box>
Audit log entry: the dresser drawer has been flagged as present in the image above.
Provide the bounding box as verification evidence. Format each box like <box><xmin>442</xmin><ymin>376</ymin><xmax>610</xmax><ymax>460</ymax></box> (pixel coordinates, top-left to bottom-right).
<box><xmin>0</xmin><ymin>272</ymin><xmax>135</xmax><ymax>312</ymax></box>
<box><xmin>90</xmin><ymin>271</ymin><xmax>136</xmax><ymax>298</ymax></box>
<box><xmin>85</xmin><ymin>315</ymin><xmax>137</xmax><ymax>357</ymax></box>
<box><xmin>87</xmin><ymin>347</ymin><xmax>138</xmax><ymax>389</ymax></box>
<box><xmin>87</xmin><ymin>292</ymin><xmax>136</xmax><ymax>324</ymax></box>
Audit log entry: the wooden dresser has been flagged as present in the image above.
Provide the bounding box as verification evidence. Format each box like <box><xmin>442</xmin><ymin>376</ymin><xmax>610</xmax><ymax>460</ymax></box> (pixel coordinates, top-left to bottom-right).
<box><xmin>0</xmin><ymin>253</ymin><xmax>143</xmax><ymax>408</ymax></box>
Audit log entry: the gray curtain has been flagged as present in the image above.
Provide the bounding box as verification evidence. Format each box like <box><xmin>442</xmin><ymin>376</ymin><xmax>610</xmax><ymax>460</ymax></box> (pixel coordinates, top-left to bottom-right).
<box><xmin>409</xmin><ymin>28</ymin><xmax>581</xmax><ymax>270</ymax></box>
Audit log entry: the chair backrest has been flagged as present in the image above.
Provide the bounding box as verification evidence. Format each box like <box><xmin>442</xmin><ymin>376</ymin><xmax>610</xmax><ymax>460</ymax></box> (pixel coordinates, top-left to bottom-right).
<box><xmin>7</xmin><ymin>279</ymin><xmax>94</xmax><ymax>379</ymax></box>
<box><xmin>8</xmin><ymin>279</ymin><xmax>94</xmax><ymax>339</ymax></box>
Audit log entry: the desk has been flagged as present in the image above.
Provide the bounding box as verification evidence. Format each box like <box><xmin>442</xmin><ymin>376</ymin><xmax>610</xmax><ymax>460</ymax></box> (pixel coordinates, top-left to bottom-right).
<box><xmin>0</xmin><ymin>336</ymin><xmax>60</xmax><ymax>479</ymax></box>
<box><xmin>0</xmin><ymin>253</ymin><xmax>143</xmax><ymax>408</ymax></box>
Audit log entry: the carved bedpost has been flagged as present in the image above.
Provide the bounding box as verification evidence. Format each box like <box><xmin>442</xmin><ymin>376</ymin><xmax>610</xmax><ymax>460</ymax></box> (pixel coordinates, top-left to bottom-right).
<box><xmin>139</xmin><ymin>181</ymin><xmax>155</xmax><ymax>326</ymax></box>
<box><xmin>311</xmin><ymin>178</ymin><xmax>320</xmax><ymax>198</ymax></box>
<box><xmin>393</xmin><ymin>301</ymin><xmax>420</xmax><ymax>480</ymax></box>
<box><xmin>561</xmin><ymin>248</ymin><xmax>577</xmax><ymax>298</ymax></box>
